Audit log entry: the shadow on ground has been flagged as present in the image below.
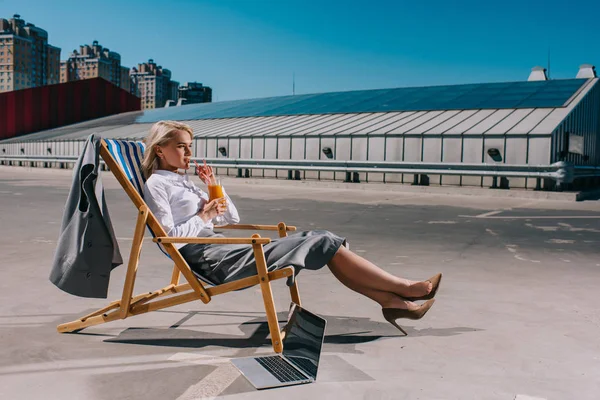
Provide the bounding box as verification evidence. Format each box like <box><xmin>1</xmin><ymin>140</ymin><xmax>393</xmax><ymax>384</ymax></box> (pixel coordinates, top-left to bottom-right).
<box><xmin>97</xmin><ymin>310</ymin><xmax>477</xmax><ymax>355</ymax></box>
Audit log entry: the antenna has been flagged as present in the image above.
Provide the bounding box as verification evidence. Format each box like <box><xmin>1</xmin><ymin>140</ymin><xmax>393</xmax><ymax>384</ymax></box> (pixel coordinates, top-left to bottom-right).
<box><xmin>293</xmin><ymin>72</ymin><xmax>295</xmax><ymax>95</ymax></box>
<box><xmin>547</xmin><ymin>48</ymin><xmax>551</xmax><ymax>80</ymax></box>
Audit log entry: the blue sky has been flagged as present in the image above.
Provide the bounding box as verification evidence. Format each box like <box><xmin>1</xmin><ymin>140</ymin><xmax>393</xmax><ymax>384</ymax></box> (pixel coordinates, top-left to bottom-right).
<box><xmin>2</xmin><ymin>0</ymin><xmax>599</xmax><ymax>101</ymax></box>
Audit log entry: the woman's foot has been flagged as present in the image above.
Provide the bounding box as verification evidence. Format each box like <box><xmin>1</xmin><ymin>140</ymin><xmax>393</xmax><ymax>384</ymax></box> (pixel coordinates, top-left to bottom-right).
<box><xmin>400</xmin><ymin>279</ymin><xmax>433</xmax><ymax>299</ymax></box>
<box><xmin>404</xmin><ymin>273</ymin><xmax>442</xmax><ymax>301</ymax></box>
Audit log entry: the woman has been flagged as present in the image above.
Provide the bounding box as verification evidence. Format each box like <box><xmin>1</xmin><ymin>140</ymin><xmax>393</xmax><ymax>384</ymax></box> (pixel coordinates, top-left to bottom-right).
<box><xmin>142</xmin><ymin>120</ymin><xmax>441</xmax><ymax>334</ymax></box>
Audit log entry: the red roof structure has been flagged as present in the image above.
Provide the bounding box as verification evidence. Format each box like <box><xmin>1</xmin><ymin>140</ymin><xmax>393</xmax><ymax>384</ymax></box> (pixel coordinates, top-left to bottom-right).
<box><xmin>0</xmin><ymin>77</ymin><xmax>140</xmax><ymax>140</ymax></box>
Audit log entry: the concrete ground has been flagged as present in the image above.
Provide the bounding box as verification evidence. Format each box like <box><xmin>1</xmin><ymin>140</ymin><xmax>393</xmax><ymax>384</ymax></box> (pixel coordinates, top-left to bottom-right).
<box><xmin>0</xmin><ymin>166</ymin><xmax>599</xmax><ymax>400</ymax></box>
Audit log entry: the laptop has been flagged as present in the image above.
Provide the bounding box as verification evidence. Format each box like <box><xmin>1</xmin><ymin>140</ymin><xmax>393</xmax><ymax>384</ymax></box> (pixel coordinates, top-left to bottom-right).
<box><xmin>231</xmin><ymin>303</ymin><xmax>327</xmax><ymax>389</ymax></box>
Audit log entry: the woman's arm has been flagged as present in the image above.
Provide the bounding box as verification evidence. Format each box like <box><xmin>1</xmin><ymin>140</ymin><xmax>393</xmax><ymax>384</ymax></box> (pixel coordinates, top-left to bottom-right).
<box><xmin>194</xmin><ymin>162</ymin><xmax>240</xmax><ymax>224</ymax></box>
<box><xmin>144</xmin><ymin>181</ymin><xmax>208</xmax><ymax>237</ymax></box>
<box><xmin>193</xmin><ymin>186</ymin><xmax>240</xmax><ymax>225</ymax></box>
<box><xmin>222</xmin><ymin>189</ymin><xmax>240</xmax><ymax>224</ymax></box>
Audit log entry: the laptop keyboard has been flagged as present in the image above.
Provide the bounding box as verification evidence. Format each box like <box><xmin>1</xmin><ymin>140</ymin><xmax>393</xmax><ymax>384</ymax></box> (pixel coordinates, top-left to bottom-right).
<box><xmin>256</xmin><ymin>356</ymin><xmax>307</xmax><ymax>383</ymax></box>
<box><xmin>288</xmin><ymin>356</ymin><xmax>317</xmax><ymax>377</ymax></box>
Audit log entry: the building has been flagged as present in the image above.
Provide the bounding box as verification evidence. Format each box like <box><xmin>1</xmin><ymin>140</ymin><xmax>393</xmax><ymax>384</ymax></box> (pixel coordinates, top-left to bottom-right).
<box><xmin>178</xmin><ymin>82</ymin><xmax>212</xmax><ymax>104</ymax></box>
<box><xmin>169</xmin><ymin>80</ymin><xmax>180</xmax><ymax>105</ymax></box>
<box><xmin>2</xmin><ymin>64</ymin><xmax>599</xmax><ymax>191</ymax></box>
<box><xmin>130</xmin><ymin>59</ymin><xmax>178</xmax><ymax>109</ymax></box>
<box><xmin>0</xmin><ymin>77</ymin><xmax>140</xmax><ymax>140</ymax></box>
<box><xmin>60</xmin><ymin>40</ymin><xmax>130</xmax><ymax>92</ymax></box>
<box><xmin>0</xmin><ymin>14</ymin><xmax>61</xmax><ymax>93</ymax></box>
<box><xmin>120</xmin><ymin>66</ymin><xmax>130</xmax><ymax>93</ymax></box>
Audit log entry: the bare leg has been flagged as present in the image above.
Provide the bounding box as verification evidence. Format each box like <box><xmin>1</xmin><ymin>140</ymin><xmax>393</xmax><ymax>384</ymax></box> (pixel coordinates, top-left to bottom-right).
<box><xmin>327</xmin><ymin>262</ymin><xmax>417</xmax><ymax>309</ymax></box>
<box><xmin>328</xmin><ymin>246</ymin><xmax>432</xmax><ymax>299</ymax></box>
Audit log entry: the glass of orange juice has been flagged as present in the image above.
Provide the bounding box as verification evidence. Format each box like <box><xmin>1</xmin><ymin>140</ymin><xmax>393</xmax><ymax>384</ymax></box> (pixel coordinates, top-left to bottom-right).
<box><xmin>208</xmin><ymin>177</ymin><xmax>226</xmax><ymax>225</ymax></box>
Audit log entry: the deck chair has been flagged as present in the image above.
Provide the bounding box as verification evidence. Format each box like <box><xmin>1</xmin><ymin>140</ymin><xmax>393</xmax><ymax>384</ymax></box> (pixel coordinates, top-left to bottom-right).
<box><xmin>57</xmin><ymin>138</ymin><xmax>301</xmax><ymax>353</ymax></box>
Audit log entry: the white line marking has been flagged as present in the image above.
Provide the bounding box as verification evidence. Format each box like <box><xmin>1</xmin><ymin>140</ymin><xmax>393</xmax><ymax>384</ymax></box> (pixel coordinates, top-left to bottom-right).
<box><xmin>460</xmin><ymin>215</ymin><xmax>600</xmax><ymax>219</ymax></box>
<box><xmin>515</xmin><ymin>255</ymin><xmax>541</xmax><ymax>263</ymax></box>
<box><xmin>176</xmin><ymin>363</ymin><xmax>240</xmax><ymax>400</ymax></box>
<box><xmin>428</xmin><ymin>220</ymin><xmax>457</xmax><ymax>224</ymax></box>
<box><xmin>0</xmin><ymin>349</ymin><xmax>245</xmax><ymax>376</ymax></box>
<box><xmin>170</xmin><ymin>353</ymin><xmax>240</xmax><ymax>400</ymax></box>
<box><xmin>20</xmin><ymin>239</ymin><xmax>54</xmax><ymax>244</ymax></box>
<box><xmin>485</xmin><ymin>228</ymin><xmax>498</xmax><ymax>236</ymax></box>
<box><xmin>475</xmin><ymin>210</ymin><xmax>503</xmax><ymax>218</ymax></box>
<box><xmin>525</xmin><ymin>223</ymin><xmax>558</xmax><ymax>232</ymax></box>
<box><xmin>505</xmin><ymin>244</ymin><xmax>540</xmax><ymax>263</ymax></box>
<box><xmin>0</xmin><ymin>353</ymin><xmax>188</xmax><ymax>375</ymax></box>
<box><xmin>557</xmin><ymin>222</ymin><xmax>600</xmax><ymax>233</ymax></box>
<box><xmin>546</xmin><ymin>239</ymin><xmax>575</xmax><ymax>244</ymax></box>
<box><xmin>168</xmin><ymin>353</ymin><xmax>231</xmax><ymax>365</ymax></box>
<box><xmin>515</xmin><ymin>395</ymin><xmax>547</xmax><ymax>400</ymax></box>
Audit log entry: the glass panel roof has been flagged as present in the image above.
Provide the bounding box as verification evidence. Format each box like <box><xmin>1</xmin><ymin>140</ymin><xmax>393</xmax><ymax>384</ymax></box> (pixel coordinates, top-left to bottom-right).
<box><xmin>135</xmin><ymin>79</ymin><xmax>587</xmax><ymax>123</ymax></box>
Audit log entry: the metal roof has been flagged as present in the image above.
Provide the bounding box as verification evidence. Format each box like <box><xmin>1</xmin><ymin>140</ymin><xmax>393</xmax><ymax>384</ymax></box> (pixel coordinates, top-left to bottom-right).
<box><xmin>136</xmin><ymin>79</ymin><xmax>587</xmax><ymax>122</ymax></box>
<box><xmin>1</xmin><ymin>78</ymin><xmax>597</xmax><ymax>143</ymax></box>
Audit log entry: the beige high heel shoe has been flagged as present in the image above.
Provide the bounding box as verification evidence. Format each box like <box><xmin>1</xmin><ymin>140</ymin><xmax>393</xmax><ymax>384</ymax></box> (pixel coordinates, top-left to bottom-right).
<box><xmin>382</xmin><ymin>298</ymin><xmax>436</xmax><ymax>335</ymax></box>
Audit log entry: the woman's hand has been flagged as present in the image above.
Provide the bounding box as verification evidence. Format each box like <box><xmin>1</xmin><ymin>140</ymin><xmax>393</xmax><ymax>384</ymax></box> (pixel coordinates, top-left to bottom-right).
<box><xmin>195</xmin><ymin>160</ymin><xmax>216</xmax><ymax>185</ymax></box>
<box><xmin>197</xmin><ymin>198</ymin><xmax>226</xmax><ymax>223</ymax></box>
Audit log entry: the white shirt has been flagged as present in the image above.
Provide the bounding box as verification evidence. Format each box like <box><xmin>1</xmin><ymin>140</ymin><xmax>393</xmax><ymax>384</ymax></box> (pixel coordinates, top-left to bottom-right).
<box><xmin>143</xmin><ymin>170</ymin><xmax>240</xmax><ymax>248</ymax></box>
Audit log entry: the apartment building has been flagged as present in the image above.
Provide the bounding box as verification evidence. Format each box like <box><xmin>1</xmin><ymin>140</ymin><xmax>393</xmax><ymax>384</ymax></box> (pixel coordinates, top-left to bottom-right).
<box><xmin>0</xmin><ymin>14</ymin><xmax>61</xmax><ymax>92</ymax></box>
<box><xmin>130</xmin><ymin>59</ymin><xmax>178</xmax><ymax>109</ymax></box>
<box><xmin>60</xmin><ymin>40</ymin><xmax>130</xmax><ymax>92</ymax></box>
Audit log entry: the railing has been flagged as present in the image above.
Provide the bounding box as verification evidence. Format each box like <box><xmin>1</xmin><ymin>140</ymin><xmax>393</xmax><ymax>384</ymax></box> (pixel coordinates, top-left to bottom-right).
<box><xmin>2</xmin><ymin>154</ymin><xmax>598</xmax><ymax>189</ymax></box>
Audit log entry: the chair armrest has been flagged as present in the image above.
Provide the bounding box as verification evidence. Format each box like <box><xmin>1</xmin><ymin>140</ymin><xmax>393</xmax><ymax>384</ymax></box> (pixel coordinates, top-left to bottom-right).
<box><xmin>216</xmin><ymin>224</ymin><xmax>297</xmax><ymax>231</ymax></box>
<box><xmin>153</xmin><ymin>237</ymin><xmax>271</xmax><ymax>245</ymax></box>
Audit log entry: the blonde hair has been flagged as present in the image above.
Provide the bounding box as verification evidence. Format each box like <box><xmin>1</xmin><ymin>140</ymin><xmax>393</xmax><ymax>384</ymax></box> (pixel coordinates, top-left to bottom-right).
<box><xmin>142</xmin><ymin>120</ymin><xmax>194</xmax><ymax>179</ymax></box>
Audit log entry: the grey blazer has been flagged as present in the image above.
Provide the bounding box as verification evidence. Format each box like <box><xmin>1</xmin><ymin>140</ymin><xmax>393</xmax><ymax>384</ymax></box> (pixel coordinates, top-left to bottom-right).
<box><xmin>49</xmin><ymin>134</ymin><xmax>123</xmax><ymax>298</ymax></box>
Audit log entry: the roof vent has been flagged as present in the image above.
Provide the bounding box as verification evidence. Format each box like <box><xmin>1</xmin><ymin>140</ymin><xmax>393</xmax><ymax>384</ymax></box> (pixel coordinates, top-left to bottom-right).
<box><xmin>528</xmin><ymin>66</ymin><xmax>548</xmax><ymax>81</ymax></box>
<box><xmin>576</xmin><ymin>64</ymin><xmax>596</xmax><ymax>79</ymax></box>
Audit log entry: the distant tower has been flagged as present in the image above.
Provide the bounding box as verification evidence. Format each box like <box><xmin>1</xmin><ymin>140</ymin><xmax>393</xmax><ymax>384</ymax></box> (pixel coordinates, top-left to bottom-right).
<box><xmin>547</xmin><ymin>48</ymin><xmax>551</xmax><ymax>80</ymax></box>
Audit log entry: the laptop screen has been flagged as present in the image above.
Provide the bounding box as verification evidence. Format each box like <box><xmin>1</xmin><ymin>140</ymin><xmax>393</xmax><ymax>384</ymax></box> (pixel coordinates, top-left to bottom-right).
<box><xmin>282</xmin><ymin>305</ymin><xmax>327</xmax><ymax>379</ymax></box>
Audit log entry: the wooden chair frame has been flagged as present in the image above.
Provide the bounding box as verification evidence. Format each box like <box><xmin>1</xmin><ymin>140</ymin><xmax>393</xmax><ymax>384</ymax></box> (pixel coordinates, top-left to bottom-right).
<box><xmin>57</xmin><ymin>139</ymin><xmax>301</xmax><ymax>353</ymax></box>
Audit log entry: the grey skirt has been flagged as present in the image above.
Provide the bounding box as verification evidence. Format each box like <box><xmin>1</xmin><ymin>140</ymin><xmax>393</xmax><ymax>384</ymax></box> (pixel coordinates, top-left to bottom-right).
<box><xmin>179</xmin><ymin>230</ymin><xmax>346</xmax><ymax>286</ymax></box>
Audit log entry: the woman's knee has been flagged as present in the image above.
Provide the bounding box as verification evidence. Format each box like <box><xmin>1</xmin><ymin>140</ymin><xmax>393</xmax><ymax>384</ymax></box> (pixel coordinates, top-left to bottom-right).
<box><xmin>331</xmin><ymin>243</ymin><xmax>348</xmax><ymax>260</ymax></box>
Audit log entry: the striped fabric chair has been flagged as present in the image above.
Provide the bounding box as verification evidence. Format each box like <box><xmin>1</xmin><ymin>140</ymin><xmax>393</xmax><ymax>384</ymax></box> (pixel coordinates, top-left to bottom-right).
<box><xmin>104</xmin><ymin>139</ymin><xmax>146</xmax><ymax>197</ymax></box>
<box><xmin>104</xmin><ymin>139</ymin><xmax>173</xmax><ymax>260</ymax></box>
<box><xmin>57</xmin><ymin>138</ymin><xmax>301</xmax><ymax>354</ymax></box>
